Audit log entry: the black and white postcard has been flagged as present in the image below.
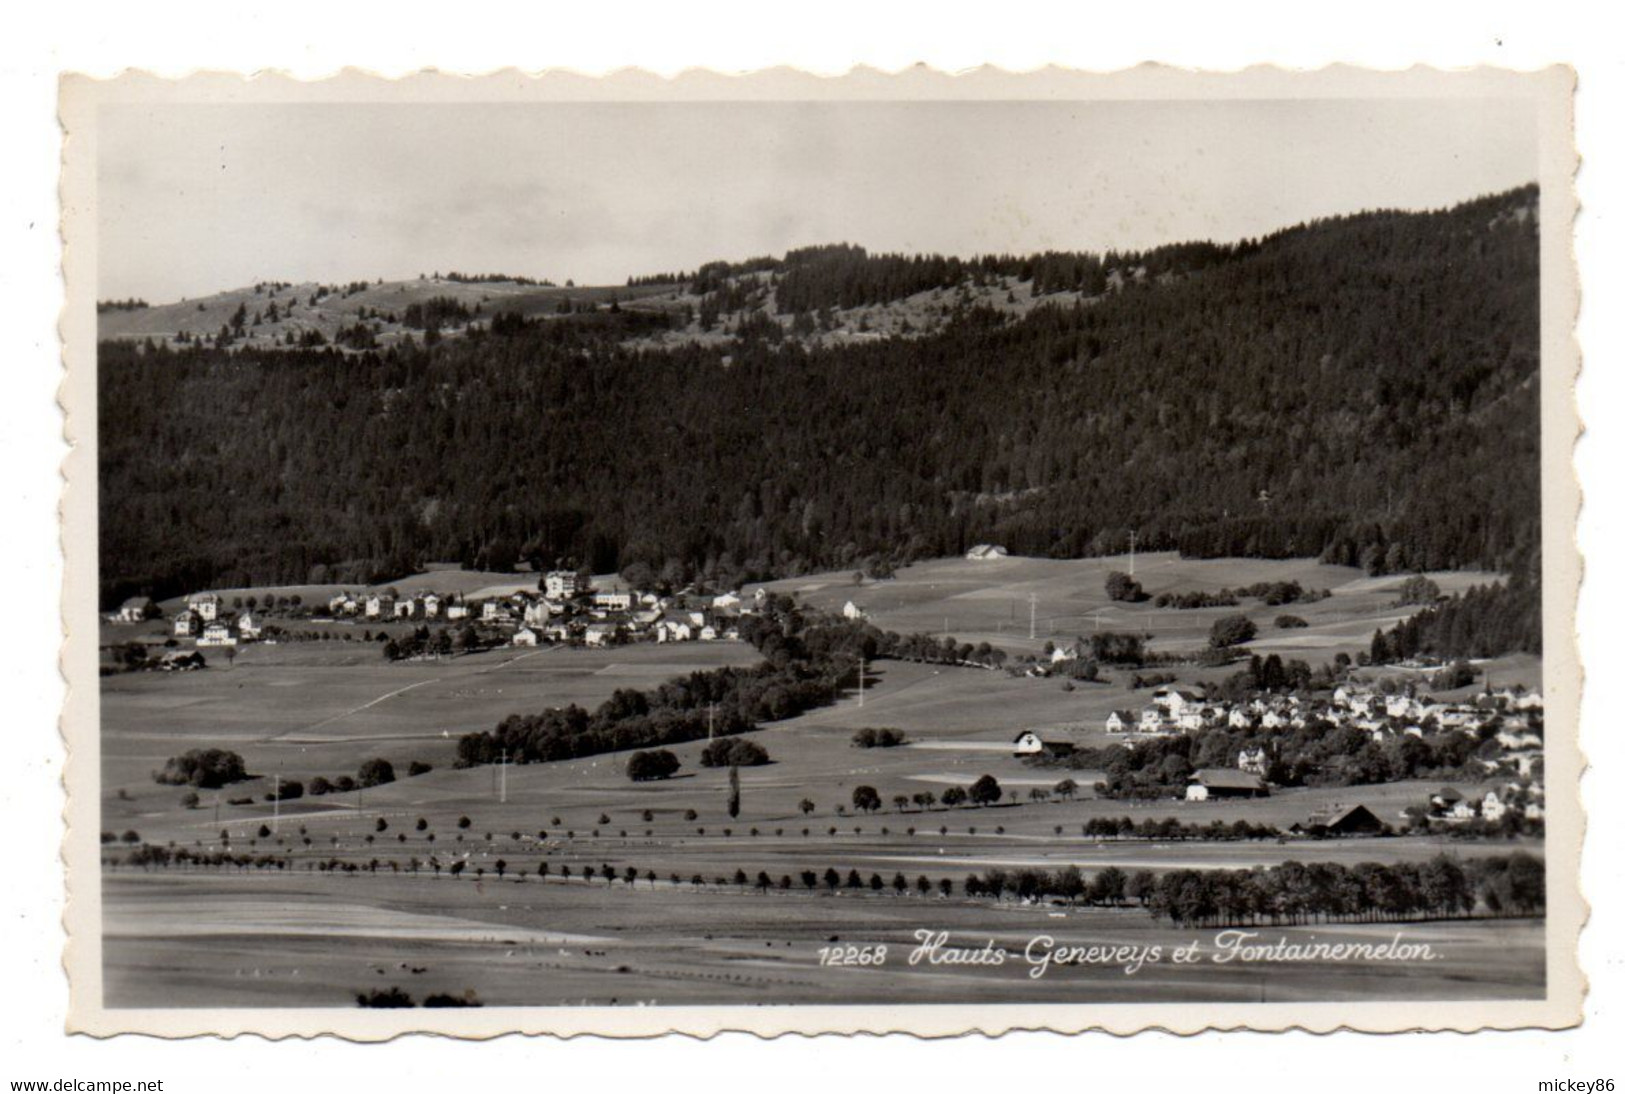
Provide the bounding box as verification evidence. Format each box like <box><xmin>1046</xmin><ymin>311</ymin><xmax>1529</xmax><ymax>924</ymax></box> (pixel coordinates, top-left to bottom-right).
<box><xmin>58</xmin><ymin>65</ymin><xmax>1581</xmax><ymax>1037</ymax></box>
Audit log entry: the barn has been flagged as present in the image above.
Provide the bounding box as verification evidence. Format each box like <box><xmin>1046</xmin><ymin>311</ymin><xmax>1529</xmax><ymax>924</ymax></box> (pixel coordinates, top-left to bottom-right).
<box><xmin>1184</xmin><ymin>768</ymin><xmax>1269</xmax><ymax>801</ymax></box>
<box><xmin>1294</xmin><ymin>803</ymin><xmax>1385</xmax><ymax>837</ymax></box>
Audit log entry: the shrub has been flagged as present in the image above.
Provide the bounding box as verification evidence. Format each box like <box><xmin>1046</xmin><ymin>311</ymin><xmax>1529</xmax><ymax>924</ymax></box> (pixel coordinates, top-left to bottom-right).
<box><xmin>358</xmin><ymin>758</ymin><xmax>395</xmax><ymax>788</ymax></box>
<box><xmin>407</xmin><ymin>760</ymin><xmax>433</xmax><ymax>777</ymax></box>
<box><xmin>699</xmin><ymin>738</ymin><xmax>770</xmax><ymax>768</ymax></box>
<box><xmin>1275</xmin><ymin>614</ymin><xmax>1309</xmax><ymax>629</ymax></box>
<box><xmin>1209</xmin><ymin>614</ymin><xmax>1258</xmax><ymax>648</ymax></box>
<box><xmin>153</xmin><ymin>748</ymin><xmax>248</xmax><ymax>789</ymax></box>
<box><xmin>627</xmin><ymin>749</ymin><xmax>681</xmax><ymax>781</ymax></box>
<box><xmin>851</xmin><ymin>728</ymin><xmax>907</xmax><ymax>749</ymax></box>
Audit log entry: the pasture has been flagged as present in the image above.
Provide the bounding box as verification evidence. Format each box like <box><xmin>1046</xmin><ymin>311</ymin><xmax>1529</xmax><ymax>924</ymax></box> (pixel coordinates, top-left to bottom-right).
<box><xmin>756</xmin><ymin>552</ymin><xmax>1510</xmax><ymax>666</ymax></box>
<box><xmin>97</xmin><ymin>552</ymin><xmax>1545</xmax><ymax>1008</ymax></box>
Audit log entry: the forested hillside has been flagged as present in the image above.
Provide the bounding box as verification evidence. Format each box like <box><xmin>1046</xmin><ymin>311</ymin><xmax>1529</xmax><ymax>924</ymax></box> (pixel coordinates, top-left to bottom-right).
<box><xmin>98</xmin><ymin>186</ymin><xmax>1541</xmax><ymax>607</ymax></box>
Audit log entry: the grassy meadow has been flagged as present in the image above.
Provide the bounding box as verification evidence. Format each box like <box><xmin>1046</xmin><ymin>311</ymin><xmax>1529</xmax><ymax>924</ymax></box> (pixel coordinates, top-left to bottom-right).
<box><xmin>98</xmin><ymin>554</ymin><xmax>1544</xmax><ymax>1008</ymax></box>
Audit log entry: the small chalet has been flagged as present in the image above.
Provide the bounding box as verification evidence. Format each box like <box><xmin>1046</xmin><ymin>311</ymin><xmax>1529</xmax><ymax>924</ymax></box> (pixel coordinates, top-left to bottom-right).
<box><xmin>511</xmin><ymin>626</ymin><xmax>539</xmax><ymax>647</ymax></box>
<box><xmin>173</xmin><ymin>610</ymin><xmax>198</xmax><ymax>637</ymax></box>
<box><xmin>842</xmin><ymin>600</ymin><xmax>866</xmax><ymax>621</ymax></box>
<box><xmin>189</xmin><ymin>593</ymin><xmax>221</xmax><ymax>622</ymax></box>
<box><xmin>1105</xmin><ymin>709</ymin><xmax>1137</xmax><ymax>734</ymax></box>
<box><xmin>584</xmin><ymin>622</ymin><xmax>616</xmax><ymax>647</ymax></box>
<box><xmin>1012</xmin><ymin>730</ymin><xmax>1077</xmax><ymax>759</ymax></box>
<box><xmin>236</xmin><ymin>610</ymin><xmax>261</xmax><ymax>639</ymax></box>
<box><xmin>1185</xmin><ymin>768</ymin><xmax>1268</xmax><ymax>802</ymax></box>
<box><xmin>421</xmin><ymin>594</ymin><xmax>441</xmax><ymax>619</ymax></box>
<box><xmin>965</xmin><ymin>544</ymin><xmax>1009</xmax><ymax>561</ymax></box>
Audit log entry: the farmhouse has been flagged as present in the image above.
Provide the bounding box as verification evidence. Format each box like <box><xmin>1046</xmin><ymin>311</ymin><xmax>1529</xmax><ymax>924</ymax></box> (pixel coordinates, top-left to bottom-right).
<box><xmin>116</xmin><ymin>596</ymin><xmax>154</xmax><ymax>623</ymax></box>
<box><xmin>172</xmin><ymin>610</ymin><xmax>198</xmax><ymax>637</ymax></box>
<box><xmin>1152</xmin><ymin>687</ymin><xmax>1204</xmax><ymax>719</ymax></box>
<box><xmin>236</xmin><ymin>610</ymin><xmax>261</xmax><ymax>639</ymax></box>
<box><xmin>584</xmin><ymin>622</ymin><xmax>617</xmax><ymax>647</ymax></box>
<box><xmin>842</xmin><ymin>600</ymin><xmax>866</xmax><ymax>621</ymax></box>
<box><xmin>421</xmin><ymin>593</ymin><xmax>441</xmax><ymax>619</ymax></box>
<box><xmin>511</xmin><ymin>626</ymin><xmax>539</xmax><ymax>647</ymax></box>
<box><xmin>965</xmin><ymin>544</ymin><xmax>1009</xmax><ymax>561</ymax></box>
<box><xmin>1184</xmin><ymin>768</ymin><xmax>1268</xmax><ymax>802</ymax></box>
<box><xmin>445</xmin><ymin>601</ymin><xmax>470</xmax><ymax>621</ymax></box>
<box><xmin>188</xmin><ymin>593</ymin><xmax>221</xmax><ymax>622</ymax></box>
<box><xmin>522</xmin><ymin>599</ymin><xmax>551</xmax><ymax>626</ymax></box>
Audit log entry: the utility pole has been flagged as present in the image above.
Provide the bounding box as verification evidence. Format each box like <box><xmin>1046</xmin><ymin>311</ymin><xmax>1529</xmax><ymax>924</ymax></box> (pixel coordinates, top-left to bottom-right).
<box><xmin>856</xmin><ymin>655</ymin><xmax>865</xmax><ymax>708</ymax></box>
<box><xmin>1128</xmin><ymin>530</ymin><xmax>1137</xmax><ymax>578</ymax></box>
<box><xmin>708</xmin><ymin>703</ymin><xmax>717</xmax><ymax>744</ymax></box>
<box><xmin>1028</xmin><ymin>594</ymin><xmax>1037</xmax><ymax>640</ymax></box>
<box><xmin>499</xmin><ymin>748</ymin><xmax>508</xmax><ymax>804</ymax></box>
<box><xmin>272</xmin><ymin>772</ymin><xmax>281</xmax><ymax>834</ymax></box>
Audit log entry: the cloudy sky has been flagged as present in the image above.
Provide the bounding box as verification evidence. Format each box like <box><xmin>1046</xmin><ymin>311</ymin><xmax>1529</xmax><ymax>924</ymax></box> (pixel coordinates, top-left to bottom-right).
<box><xmin>96</xmin><ymin>98</ymin><xmax>1536</xmax><ymax>302</ymax></box>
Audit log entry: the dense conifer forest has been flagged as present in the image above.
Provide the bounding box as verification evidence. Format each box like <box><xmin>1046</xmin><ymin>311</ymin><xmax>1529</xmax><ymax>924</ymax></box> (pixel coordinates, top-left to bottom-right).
<box><xmin>98</xmin><ymin>186</ymin><xmax>1540</xmax><ymax>609</ymax></box>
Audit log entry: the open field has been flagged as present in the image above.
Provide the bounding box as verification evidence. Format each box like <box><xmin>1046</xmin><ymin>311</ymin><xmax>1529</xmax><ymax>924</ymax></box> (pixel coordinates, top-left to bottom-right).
<box><xmin>100</xmin><ymin>640</ymin><xmax>762</xmax><ymax>805</ymax></box>
<box><xmin>756</xmin><ymin>552</ymin><xmax>1511</xmax><ymax>666</ymax></box>
<box><xmin>102</xmin><ymin>872</ymin><xmax>1543</xmax><ymax>1007</ymax></box>
<box><xmin>98</xmin><ymin>553</ymin><xmax>1545</xmax><ymax>1008</ymax></box>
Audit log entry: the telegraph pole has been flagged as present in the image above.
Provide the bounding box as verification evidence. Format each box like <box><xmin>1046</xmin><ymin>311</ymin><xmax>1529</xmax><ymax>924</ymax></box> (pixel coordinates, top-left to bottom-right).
<box><xmin>1028</xmin><ymin>594</ymin><xmax>1037</xmax><ymax>640</ymax></box>
<box><xmin>856</xmin><ymin>655</ymin><xmax>865</xmax><ymax>708</ymax></box>
<box><xmin>1128</xmin><ymin>530</ymin><xmax>1137</xmax><ymax>578</ymax></box>
<box><xmin>272</xmin><ymin>772</ymin><xmax>281</xmax><ymax>834</ymax></box>
<box><xmin>499</xmin><ymin>748</ymin><xmax>508</xmax><ymax>804</ymax></box>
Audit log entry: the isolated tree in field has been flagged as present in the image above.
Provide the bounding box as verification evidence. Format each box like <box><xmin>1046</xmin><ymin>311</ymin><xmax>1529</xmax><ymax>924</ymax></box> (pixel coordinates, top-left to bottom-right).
<box><xmin>448</xmin><ymin>861</ymin><xmax>464</xmax><ymax>880</ymax></box>
<box><xmin>416</xmin><ymin>817</ymin><xmax>428</xmax><ymax>831</ymax></box>
<box><xmin>969</xmin><ymin>775</ymin><xmax>1003</xmax><ymax>807</ymax></box>
<box><xmin>494</xmin><ymin>859</ymin><xmax>507</xmax><ymax>880</ymax></box>
<box><xmin>892</xmin><ymin>872</ymin><xmax>908</xmax><ymax>895</ymax></box>
<box><xmin>1054</xmin><ymin>778</ymin><xmax>1079</xmax><ymax>801</ymax></box>
<box><xmin>892</xmin><ymin>794</ymin><xmax>911</xmax><ymax>812</ymax></box>
<box><xmin>727</xmin><ymin>764</ymin><xmax>741</xmax><ymax>819</ymax></box>
<box><xmin>1105</xmin><ymin>571</ymin><xmax>1145</xmax><ymax>602</ymax></box>
<box><xmin>582</xmin><ymin>865</ymin><xmax>595</xmax><ymax>884</ymax></box>
<box><xmin>457</xmin><ymin>815</ymin><xmax>471</xmax><ymax>829</ymax></box>
<box><xmin>941</xmin><ymin>786</ymin><xmax>968</xmax><ymax>809</ymax></box>
<box><xmin>684</xmin><ymin>808</ymin><xmax>698</xmax><ymax>822</ymax></box>
<box><xmin>824</xmin><ymin>868</ymin><xmax>840</xmax><ymax>892</ymax></box>
<box><xmin>851</xmin><ymin>785</ymin><xmax>881</xmax><ymax>814</ymax></box>
<box><xmin>626</xmin><ymin>748</ymin><xmax>681</xmax><ymax>781</ymax></box>
<box><xmin>938</xmin><ymin>877</ymin><xmax>953</xmax><ymax>897</ymax></box>
<box><xmin>801</xmin><ymin>870</ymin><xmax>818</xmax><ymax>890</ymax></box>
<box><xmin>1209</xmin><ymin>614</ymin><xmax>1257</xmax><ymax>649</ymax></box>
<box><xmin>799</xmin><ymin>798</ymin><xmax>815</xmax><ymax>816</ymax></box>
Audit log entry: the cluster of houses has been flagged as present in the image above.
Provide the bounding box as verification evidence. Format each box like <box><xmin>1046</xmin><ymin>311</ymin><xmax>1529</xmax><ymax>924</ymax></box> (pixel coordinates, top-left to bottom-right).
<box><xmin>1101</xmin><ymin>682</ymin><xmax>1545</xmax><ymax>775</ymax></box>
<box><xmin>170</xmin><ymin>594</ymin><xmax>263</xmax><ymax>647</ymax></box>
<box><xmin>1013</xmin><ymin>678</ymin><xmax>1546</xmax><ymax>830</ymax></box>
<box><xmin>137</xmin><ymin>572</ymin><xmax>767</xmax><ymax>653</ymax></box>
<box><xmin>319</xmin><ymin>572</ymin><xmax>759</xmax><ymax>649</ymax></box>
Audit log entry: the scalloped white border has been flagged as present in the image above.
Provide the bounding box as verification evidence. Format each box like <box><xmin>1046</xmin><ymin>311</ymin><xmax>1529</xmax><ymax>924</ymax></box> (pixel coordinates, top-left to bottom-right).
<box><xmin>58</xmin><ymin>63</ymin><xmax>1583</xmax><ymax>1039</ymax></box>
